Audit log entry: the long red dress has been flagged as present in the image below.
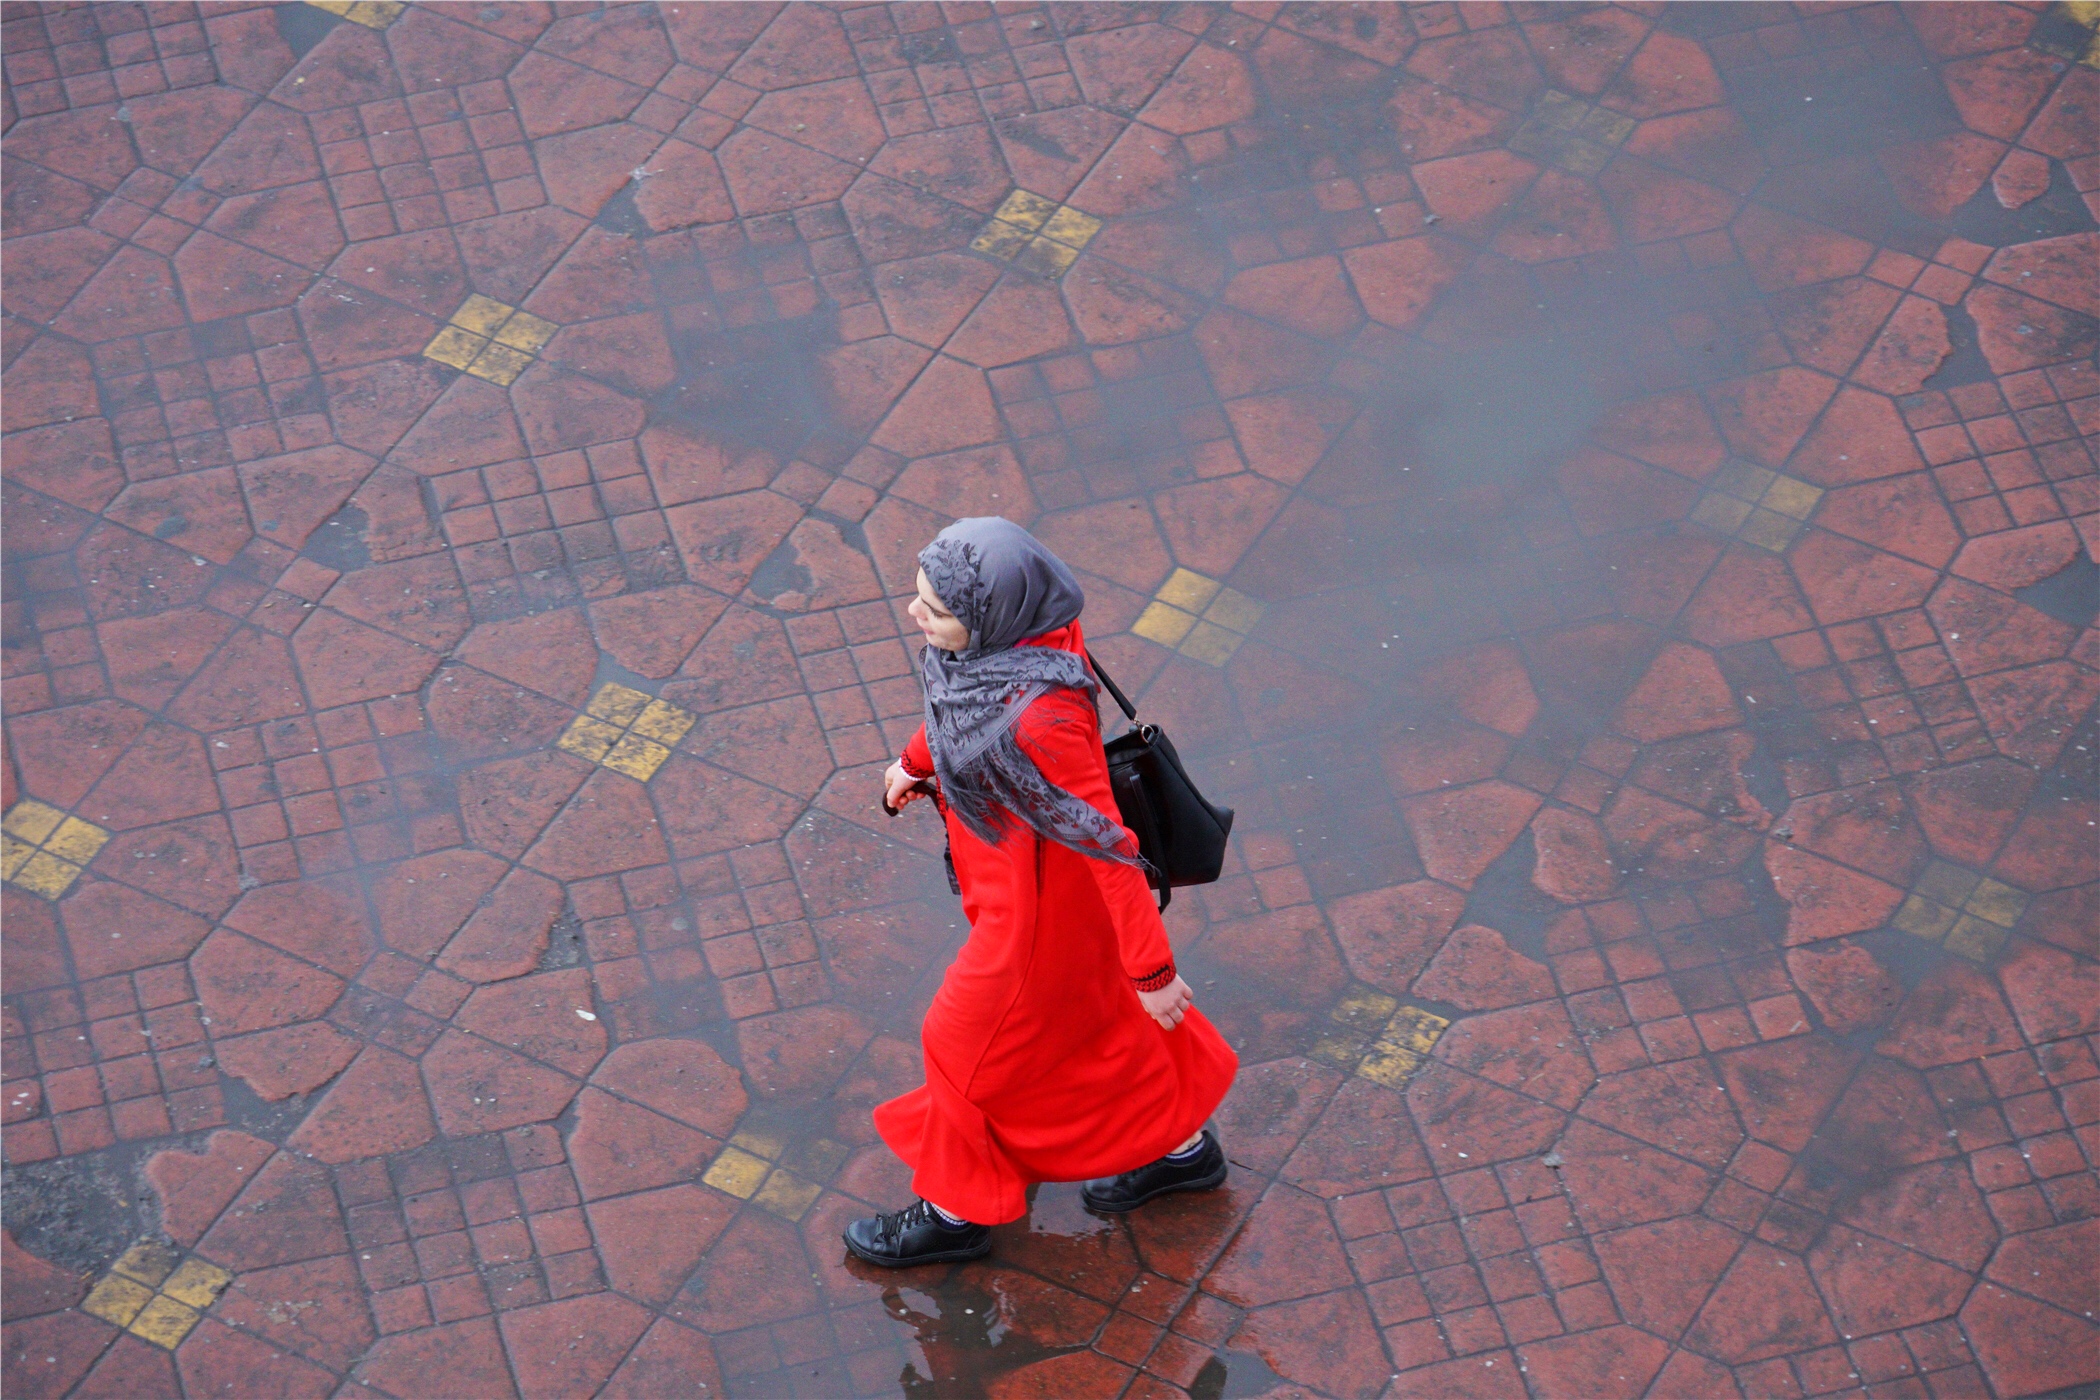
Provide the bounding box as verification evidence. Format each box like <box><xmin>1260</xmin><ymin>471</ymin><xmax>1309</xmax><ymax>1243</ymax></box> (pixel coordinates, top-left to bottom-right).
<box><xmin>873</xmin><ymin>621</ymin><xmax>1239</xmax><ymax>1224</ymax></box>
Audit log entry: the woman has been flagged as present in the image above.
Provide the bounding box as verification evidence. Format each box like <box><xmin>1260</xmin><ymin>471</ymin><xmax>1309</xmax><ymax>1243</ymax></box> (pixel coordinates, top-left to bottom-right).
<box><xmin>844</xmin><ymin>517</ymin><xmax>1239</xmax><ymax>1266</ymax></box>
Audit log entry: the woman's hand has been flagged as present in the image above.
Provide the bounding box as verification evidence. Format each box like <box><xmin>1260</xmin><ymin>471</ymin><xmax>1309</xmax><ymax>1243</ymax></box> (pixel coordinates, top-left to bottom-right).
<box><xmin>883</xmin><ymin>761</ymin><xmax>925</xmax><ymax>813</ymax></box>
<box><xmin>1138</xmin><ymin>976</ymin><xmax>1194</xmax><ymax>1030</ymax></box>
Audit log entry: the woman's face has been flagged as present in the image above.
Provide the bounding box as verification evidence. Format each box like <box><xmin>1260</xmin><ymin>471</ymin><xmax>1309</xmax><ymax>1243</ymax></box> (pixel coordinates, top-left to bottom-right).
<box><xmin>910</xmin><ymin>569</ymin><xmax>970</xmax><ymax>651</ymax></box>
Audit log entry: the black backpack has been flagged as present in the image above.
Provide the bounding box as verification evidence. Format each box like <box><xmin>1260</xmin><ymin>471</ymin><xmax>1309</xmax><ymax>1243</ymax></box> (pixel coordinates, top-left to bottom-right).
<box><xmin>1088</xmin><ymin>649</ymin><xmax>1234</xmax><ymax>911</ymax></box>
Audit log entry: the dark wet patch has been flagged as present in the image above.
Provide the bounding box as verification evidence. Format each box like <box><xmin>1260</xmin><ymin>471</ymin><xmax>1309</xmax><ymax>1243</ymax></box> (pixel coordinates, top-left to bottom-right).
<box><xmin>885</xmin><ymin>1276</ymin><xmax>1081</xmax><ymax>1398</ymax></box>
<box><xmin>1953</xmin><ymin>157</ymin><xmax>2100</xmax><ymax>248</ymax></box>
<box><xmin>1190</xmin><ymin>1346</ymin><xmax>1289</xmax><ymax>1400</ymax></box>
<box><xmin>1461</xmin><ymin>831</ymin><xmax>1560</xmax><ymax>965</ymax></box>
<box><xmin>274</xmin><ymin>1</ymin><xmax>340</xmax><ymax>60</ymax></box>
<box><xmin>3</xmin><ymin>1150</ymin><xmax>161</xmax><ymax>1277</ymax></box>
<box><xmin>302</xmin><ymin>502</ymin><xmax>373</xmax><ymax>571</ymax></box>
<box><xmin>594</xmin><ymin>181</ymin><xmax>652</xmax><ymax>239</ymax></box>
<box><xmin>2016</xmin><ymin>551</ymin><xmax>2100</xmax><ymax>631</ymax></box>
<box><xmin>1920</xmin><ymin>300</ymin><xmax>1998</xmax><ymax>392</ymax></box>
<box><xmin>748</xmin><ymin>535</ymin><xmax>818</xmax><ymax>604</ymax></box>
<box><xmin>538</xmin><ymin>907</ymin><xmax>586</xmax><ymax>970</ymax></box>
<box><xmin>650</xmin><ymin>304</ymin><xmax>849</xmax><ymax>463</ymax></box>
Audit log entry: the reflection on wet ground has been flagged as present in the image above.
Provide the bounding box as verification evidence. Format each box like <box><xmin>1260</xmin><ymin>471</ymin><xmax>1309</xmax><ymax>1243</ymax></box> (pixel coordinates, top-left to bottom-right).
<box><xmin>3</xmin><ymin>2</ymin><xmax>2098</xmax><ymax>1397</ymax></box>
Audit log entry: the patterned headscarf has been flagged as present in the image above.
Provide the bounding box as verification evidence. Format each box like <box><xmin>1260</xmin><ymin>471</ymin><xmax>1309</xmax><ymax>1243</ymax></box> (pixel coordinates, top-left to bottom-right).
<box><xmin>917</xmin><ymin>518</ymin><xmax>1141</xmax><ymax>866</ymax></box>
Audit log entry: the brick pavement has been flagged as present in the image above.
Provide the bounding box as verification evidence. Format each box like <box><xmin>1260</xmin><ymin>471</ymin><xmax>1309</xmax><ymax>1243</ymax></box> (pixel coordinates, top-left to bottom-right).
<box><xmin>3</xmin><ymin>2</ymin><xmax>2098</xmax><ymax>1397</ymax></box>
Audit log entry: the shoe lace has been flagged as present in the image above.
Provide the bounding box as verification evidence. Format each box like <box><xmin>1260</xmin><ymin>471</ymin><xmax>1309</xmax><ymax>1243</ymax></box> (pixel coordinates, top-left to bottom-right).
<box><xmin>879</xmin><ymin>1198</ymin><xmax>939</xmax><ymax>1242</ymax></box>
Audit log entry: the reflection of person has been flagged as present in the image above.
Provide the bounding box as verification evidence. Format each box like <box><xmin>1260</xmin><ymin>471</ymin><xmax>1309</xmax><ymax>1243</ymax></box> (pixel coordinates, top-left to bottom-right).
<box><xmin>844</xmin><ymin>517</ymin><xmax>1239</xmax><ymax>1267</ymax></box>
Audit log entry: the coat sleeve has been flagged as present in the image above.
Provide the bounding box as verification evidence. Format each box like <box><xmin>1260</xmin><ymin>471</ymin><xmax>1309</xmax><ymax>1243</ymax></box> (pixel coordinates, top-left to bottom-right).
<box><xmin>900</xmin><ymin>724</ymin><xmax>933</xmax><ymax>778</ymax></box>
<box><xmin>1014</xmin><ymin>691</ymin><xmax>1177</xmax><ymax>989</ymax></box>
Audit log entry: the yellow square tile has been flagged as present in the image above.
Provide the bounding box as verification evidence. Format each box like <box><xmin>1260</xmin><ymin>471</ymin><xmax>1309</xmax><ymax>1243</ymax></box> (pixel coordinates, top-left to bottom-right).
<box><xmin>1015</xmin><ymin>236</ymin><xmax>1080</xmax><ymax>277</ymax></box>
<box><xmin>306</xmin><ymin>0</ymin><xmax>354</xmax><ymax>14</ymax></box>
<box><xmin>703</xmin><ymin>1146</ymin><xmax>772</xmax><ymax>1199</ymax></box>
<box><xmin>423</xmin><ymin>324</ymin><xmax>487</xmax><ymax>370</ymax></box>
<box><xmin>753</xmin><ymin>1169</ymin><xmax>821</xmax><ymax>1221</ymax></box>
<box><xmin>1308</xmin><ymin>1035</ymin><xmax>1370</xmax><ymax>1072</ymax></box>
<box><xmin>1892</xmin><ymin>893</ymin><xmax>1958</xmax><ymax>942</ymax></box>
<box><xmin>1531</xmin><ymin>90</ymin><xmax>1583</xmax><ymax>129</ymax></box>
<box><xmin>346</xmin><ymin>1</ymin><xmax>406</xmax><ymax>28</ymax></box>
<box><xmin>1964</xmin><ymin>879</ymin><xmax>2028</xmax><ymax>928</ymax></box>
<box><xmin>1178</xmin><ymin>621</ymin><xmax>1245</xmax><ymax>667</ymax></box>
<box><xmin>587</xmin><ymin>683</ymin><xmax>653</xmax><ymax>725</ymax></box>
<box><xmin>1157</xmin><ymin>568</ymin><xmax>1222</xmax><ymax>612</ymax></box>
<box><xmin>1691</xmin><ymin>492</ymin><xmax>1754</xmax><ymax>534</ymax></box>
<box><xmin>468</xmin><ymin>342</ymin><xmax>532</xmax><ymax>386</ymax></box>
<box><xmin>730</xmin><ymin>1126</ymin><xmax>786</xmax><ymax>1159</ymax></box>
<box><xmin>1330</xmin><ymin>987</ymin><xmax>1401</xmax><ymax>1034</ymax></box>
<box><xmin>1383</xmin><ymin>1005</ymin><xmax>1452</xmax><ymax>1054</ymax></box>
<box><xmin>1357</xmin><ymin>1043</ymin><xmax>1426</xmax><ymax>1087</ymax></box>
<box><xmin>1945</xmin><ymin>914</ymin><xmax>2012</xmax><ymax>963</ymax></box>
<box><xmin>2</xmin><ymin>833</ymin><xmax>33</xmax><ymax>880</ymax></box>
<box><xmin>1202</xmin><ymin>587</ymin><xmax>1264</xmax><ymax>636</ymax></box>
<box><xmin>1133</xmin><ymin>601</ymin><xmax>1197</xmax><ymax>649</ymax></box>
<box><xmin>2062</xmin><ymin>0</ymin><xmax>2100</xmax><ymax>24</ymax></box>
<box><xmin>160</xmin><ymin>1258</ymin><xmax>233</xmax><ymax>1309</ymax></box>
<box><xmin>450</xmin><ymin>293</ymin><xmax>515</xmax><ymax>334</ymax></box>
<box><xmin>111</xmin><ymin>1240</ymin><xmax>181</xmax><ymax>1288</ymax></box>
<box><xmin>1738</xmin><ymin>508</ymin><xmax>1802</xmax><ymax>552</ymax></box>
<box><xmin>12</xmin><ymin>851</ymin><xmax>83</xmax><ymax>899</ymax></box>
<box><xmin>493</xmin><ymin>310</ymin><xmax>557</xmax><ymax>354</ymax></box>
<box><xmin>1574</xmin><ymin>105</ymin><xmax>1635</xmax><ymax>146</ymax></box>
<box><xmin>992</xmin><ymin>189</ymin><xmax>1057</xmax><ymax>230</ymax></box>
<box><xmin>1556</xmin><ymin>139</ymin><xmax>1615</xmax><ymax>178</ymax></box>
<box><xmin>631</xmin><ymin>698</ymin><xmax>697</xmax><ymax>745</ymax></box>
<box><xmin>557</xmin><ymin>716</ymin><xmax>625</xmax><ymax>764</ymax></box>
<box><xmin>971</xmin><ymin>221</ymin><xmax>1034</xmax><ymax>261</ymax></box>
<box><xmin>602</xmin><ymin>734</ymin><xmax>673</xmax><ymax>781</ymax></box>
<box><xmin>45</xmin><ymin>816</ymin><xmax>109</xmax><ymax>864</ymax></box>
<box><xmin>127</xmin><ymin>1295</ymin><xmax>202</xmax><ymax>1349</ymax></box>
<box><xmin>1041</xmin><ymin>205</ymin><xmax>1102</xmax><ymax>248</ymax></box>
<box><xmin>1760</xmin><ymin>476</ymin><xmax>1823</xmax><ymax>520</ymax></box>
<box><xmin>83</xmin><ymin>1274</ymin><xmax>154</xmax><ymax>1328</ymax></box>
<box><xmin>1711</xmin><ymin>460</ymin><xmax>1777</xmax><ymax>501</ymax></box>
<box><xmin>2</xmin><ymin>800</ymin><xmax>65</xmax><ymax>843</ymax></box>
<box><xmin>1916</xmin><ymin>862</ymin><xmax>1980</xmax><ymax>906</ymax></box>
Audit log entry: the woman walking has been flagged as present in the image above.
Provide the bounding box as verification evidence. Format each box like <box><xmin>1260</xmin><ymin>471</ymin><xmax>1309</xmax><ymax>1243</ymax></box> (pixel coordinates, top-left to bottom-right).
<box><xmin>844</xmin><ymin>517</ymin><xmax>1239</xmax><ymax>1266</ymax></box>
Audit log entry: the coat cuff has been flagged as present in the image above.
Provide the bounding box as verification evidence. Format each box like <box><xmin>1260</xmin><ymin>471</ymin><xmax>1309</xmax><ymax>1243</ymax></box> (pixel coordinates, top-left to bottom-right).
<box><xmin>1132</xmin><ymin>961</ymin><xmax>1177</xmax><ymax>993</ymax></box>
<box><xmin>900</xmin><ymin>751</ymin><xmax>932</xmax><ymax>779</ymax></box>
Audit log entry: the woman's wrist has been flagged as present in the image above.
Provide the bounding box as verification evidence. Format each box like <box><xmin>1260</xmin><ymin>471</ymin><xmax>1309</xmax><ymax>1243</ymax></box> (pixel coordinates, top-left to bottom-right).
<box><xmin>1132</xmin><ymin>962</ymin><xmax>1176</xmax><ymax>992</ymax></box>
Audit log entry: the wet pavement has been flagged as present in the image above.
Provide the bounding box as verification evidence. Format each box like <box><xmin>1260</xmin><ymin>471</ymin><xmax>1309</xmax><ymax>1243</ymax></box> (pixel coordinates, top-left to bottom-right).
<box><xmin>3</xmin><ymin>1</ymin><xmax>2098</xmax><ymax>1396</ymax></box>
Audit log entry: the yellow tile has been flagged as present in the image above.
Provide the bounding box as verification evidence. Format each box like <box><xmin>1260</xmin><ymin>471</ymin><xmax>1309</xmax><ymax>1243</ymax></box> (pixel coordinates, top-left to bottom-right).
<box><xmin>1330</xmin><ymin>987</ymin><xmax>1401</xmax><ymax>1034</ymax></box>
<box><xmin>1892</xmin><ymin>893</ymin><xmax>1958</xmax><ymax>942</ymax></box>
<box><xmin>1916</xmin><ymin>861</ymin><xmax>1979</xmax><ymax>906</ymax></box>
<box><xmin>1015</xmin><ymin>236</ymin><xmax>1080</xmax><ymax>277</ymax></box>
<box><xmin>450</xmin><ymin>294</ymin><xmax>515</xmax><ymax>334</ymax></box>
<box><xmin>127</xmin><ymin>1295</ymin><xmax>202</xmax><ymax>1349</ymax></box>
<box><xmin>467</xmin><ymin>342</ymin><xmax>532</xmax><ymax>386</ymax></box>
<box><xmin>1964</xmin><ymin>879</ymin><xmax>2028</xmax><ymax>928</ymax></box>
<box><xmin>587</xmin><ymin>683</ymin><xmax>653</xmax><ymax>725</ymax></box>
<box><xmin>83</xmin><ymin>1274</ymin><xmax>154</xmax><ymax>1328</ymax></box>
<box><xmin>160</xmin><ymin>1258</ymin><xmax>233</xmax><ymax>1309</ymax></box>
<box><xmin>971</xmin><ymin>221</ymin><xmax>1034</xmax><ymax>261</ymax></box>
<box><xmin>1202</xmin><ymin>587</ymin><xmax>1264</xmax><ymax>636</ymax></box>
<box><xmin>1556</xmin><ymin>139</ymin><xmax>1615</xmax><ymax>178</ymax></box>
<box><xmin>1178</xmin><ymin>621</ymin><xmax>1245</xmax><ymax>667</ymax></box>
<box><xmin>46</xmin><ymin>816</ymin><xmax>109</xmax><ymax>865</ymax></box>
<box><xmin>1945</xmin><ymin>915</ymin><xmax>2012</xmax><ymax>963</ymax></box>
<box><xmin>1531</xmin><ymin>90</ymin><xmax>1584</xmax><ymax>129</ymax></box>
<box><xmin>1308</xmin><ymin>1035</ymin><xmax>1369</xmax><ymax>1072</ymax></box>
<box><xmin>1691</xmin><ymin>492</ymin><xmax>1754</xmax><ymax>534</ymax></box>
<box><xmin>1157</xmin><ymin>568</ymin><xmax>1222</xmax><ymax>612</ymax></box>
<box><xmin>2</xmin><ymin>800</ymin><xmax>65</xmax><ymax>843</ymax></box>
<box><xmin>753</xmin><ymin>1169</ymin><xmax>822</xmax><ymax>1221</ymax></box>
<box><xmin>423</xmin><ymin>324</ymin><xmax>487</xmax><ymax>370</ymax></box>
<box><xmin>12</xmin><ymin>851</ymin><xmax>83</xmax><ymax>899</ymax></box>
<box><xmin>1760</xmin><ymin>475</ymin><xmax>1823</xmax><ymax>520</ymax></box>
<box><xmin>1383</xmin><ymin>1004</ymin><xmax>1452</xmax><ymax>1054</ymax></box>
<box><xmin>602</xmin><ymin>734</ymin><xmax>673</xmax><ymax>780</ymax></box>
<box><xmin>494</xmin><ymin>310</ymin><xmax>557</xmax><ymax>354</ymax></box>
<box><xmin>306</xmin><ymin>0</ymin><xmax>354</xmax><ymax>14</ymax></box>
<box><xmin>2062</xmin><ymin>0</ymin><xmax>2100</xmax><ymax>24</ymax></box>
<box><xmin>1738</xmin><ymin>508</ymin><xmax>1802</xmax><ymax>552</ymax></box>
<box><xmin>344</xmin><ymin>1</ymin><xmax>405</xmax><ymax>28</ymax></box>
<box><xmin>1133</xmin><ymin>601</ymin><xmax>1197</xmax><ymax>649</ymax></box>
<box><xmin>557</xmin><ymin>716</ymin><xmax>625</xmax><ymax>765</ymax></box>
<box><xmin>1357</xmin><ymin>1043</ymin><xmax>1425</xmax><ymax>1087</ymax></box>
<box><xmin>1041</xmin><ymin>205</ymin><xmax>1103</xmax><ymax>248</ymax></box>
<box><xmin>631</xmin><ymin>698</ymin><xmax>697</xmax><ymax>745</ymax></box>
<box><xmin>111</xmin><ymin>1240</ymin><xmax>181</xmax><ymax>1288</ymax></box>
<box><xmin>703</xmin><ymin>1146</ymin><xmax>772</xmax><ymax>1199</ymax></box>
<box><xmin>730</xmin><ymin>1126</ymin><xmax>786</xmax><ymax>1159</ymax></box>
<box><xmin>992</xmin><ymin>189</ymin><xmax>1057</xmax><ymax>230</ymax></box>
<box><xmin>1574</xmin><ymin>105</ymin><xmax>1635</xmax><ymax>146</ymax></box>
<box><xmin>789</xmin><ymin>1137</ymin><xmax>849</xmax><ymax>1179</ymax></box>
<box><xmin>1711</xmin><ymin>460</ymin><xmax>1776</xmax><ymax>501</ymax></box>
<box><xmin>2</xmin><ymin>833</ymin><xmax>33</xmax><ymax>880</ymax></box>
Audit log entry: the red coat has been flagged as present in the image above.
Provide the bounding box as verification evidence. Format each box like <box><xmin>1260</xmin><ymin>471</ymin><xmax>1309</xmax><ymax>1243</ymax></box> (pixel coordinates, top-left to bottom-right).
<box><xmin>874</xmin><ymin>622</ymin><xmax>1239</xmax><ymax>1224</ymax></box>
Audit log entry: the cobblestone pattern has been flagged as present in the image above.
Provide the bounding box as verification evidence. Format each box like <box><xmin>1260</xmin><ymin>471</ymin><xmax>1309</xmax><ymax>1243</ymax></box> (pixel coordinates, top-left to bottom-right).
<box><xmin>3</xmin><ymin>3</ymin><xmax>2098</xmax><ymax>1398</ymax></box>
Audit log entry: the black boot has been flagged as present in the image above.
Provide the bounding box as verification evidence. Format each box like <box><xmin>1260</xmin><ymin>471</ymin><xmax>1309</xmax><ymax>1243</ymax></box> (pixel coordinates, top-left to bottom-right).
<box><xmin>842</xmin><ymin>1199</ymin><xmax>992</xmax><ymax>1268</ymax></box>
<box><xmin>1082</xmin><ymin>1129</ymin><xmax>1228</xmax><ymax>1213</ymax></box>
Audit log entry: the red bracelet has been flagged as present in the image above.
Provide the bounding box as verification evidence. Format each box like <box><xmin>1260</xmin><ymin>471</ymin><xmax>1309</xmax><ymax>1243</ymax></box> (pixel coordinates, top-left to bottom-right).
<box><xmin>1132</xmin><ymin>962</ymin><xmax>1177</xmax><ymax>992</ymax></box>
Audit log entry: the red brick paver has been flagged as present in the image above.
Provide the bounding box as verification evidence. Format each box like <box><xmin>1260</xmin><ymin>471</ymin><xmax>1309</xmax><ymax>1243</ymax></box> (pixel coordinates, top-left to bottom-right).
<box><xmin>4</xmin><ymin>3</ymin><xmax>2098</xmax><ymax>1397</ymax></box>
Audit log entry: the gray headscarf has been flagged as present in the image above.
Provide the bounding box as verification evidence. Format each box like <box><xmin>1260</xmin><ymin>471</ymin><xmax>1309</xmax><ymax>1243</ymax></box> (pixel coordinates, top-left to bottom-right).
<box><xmin>917</xmin><ymin>517</ymin><xmax>1141</xmax><ymax>866</ymax></box>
